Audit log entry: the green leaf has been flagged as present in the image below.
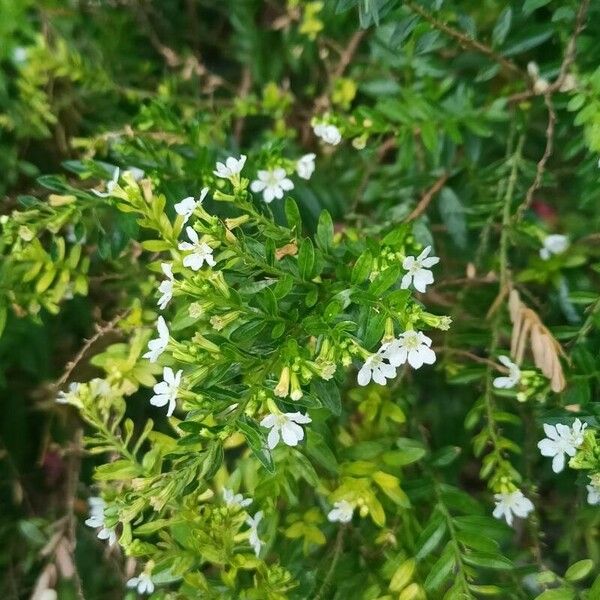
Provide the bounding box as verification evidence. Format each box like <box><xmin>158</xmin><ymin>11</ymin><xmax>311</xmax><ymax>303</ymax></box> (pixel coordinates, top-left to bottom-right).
<box><xmin>311</xmin><ymin>379</ymin><xmax>341</xmax><ymax>416</ymax></box>
<box><xmin>523</xmin><ymin>0</ymin><xmax>551</xmax><ymax>15</ymax></box>
<box><xmin>369</xmin><ymin>264</ymin><xmax>401</xmax><ymax>296</ymax></box>
<box><xmin>351</xmin><ymin>250</ymin><xmax>373</xmax><ymax>284</ymax></box>
<box><xmin>535</xmin><ymin>589</ymin><xmax>575</xmax><ymax>600</ymax></box>
<box><xmin>298</xmin><ymin>238</ymin><xmax>315</xmax><ymax>280</ymax></box>
<box><xmin>415</xmin><ymin>515</ymin><xmax>446</xmax><ymax>560</ymax></box>
<box><xmin>438</xmin><ymin>187</ymin><xmax>466</xmax><ymax>248</ymax></box>
<box><xmin>424</xmin><ymin>543</ymin><xmax>455</xmax><ymax>591</ymax></box>
<box><xmin>492</xmin><ymin>7</ymin><xmax>512</xmax><ymax>46</ymax></box>
<box><xmin>463</xmin><ymin>551</ymin><xmax>513</xmax><ymax>570</ymax></box>
<box><xmin>316</xmin><ymin>210</ymin><xmax>334</xmax><ymax>251</ymax></box>
<box><xmin>564</xmin><ymin>559</ymin><xmax>594</xmax><ymax>582</ymax></box>
<box><xmin>237</xmin><ymin>416</ymin><xmax>274</xmax><ymax>473</ymax></box>
<box><xmin>285</xmin><ymin>197</ymin><xmax>302</xmax><ymax>233</ymax></box>
<box><xmin>305</xmin><ymin>430</ymin><xmax>338</xmax><ymax>474</ymax></box>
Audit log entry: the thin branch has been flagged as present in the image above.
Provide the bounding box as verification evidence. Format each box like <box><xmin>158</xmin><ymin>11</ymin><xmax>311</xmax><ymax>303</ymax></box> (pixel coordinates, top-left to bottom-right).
<box><xmin>439</xmin><ymin>347</ymin><xmax>507</xmax><ymax>371</ymax></box>
<box><xmin>314</xmin><ymin>30</ymin><xmax>367</xmax><ymax>112</ymax></box>
<box><xmin>404</xmin><ymin>172</ymin><xmax>449</xmax><ymax>222</ymax></box>
<box><xmin>53</xmin><ymin>311</ymin><xmax>128</xmax><ymax>391</ymax></box>
<box><xmin>515</xmin><ymin>94</ymin><xmax>556</xmax><ymax>220</ymax></box>
<box><xmin>313</xmin><ymin>526</ymin><xmax>346</xmax><ymax>600</ymax></box>
<box><xmin>405</xmin><ymin>0</ymin><xmax>523</xmax><ymax>77</ymax></box>
<box><xmin>507</xmin><ymin>0</ymin><xmax>590</xmax><ymax>104</ymax></box>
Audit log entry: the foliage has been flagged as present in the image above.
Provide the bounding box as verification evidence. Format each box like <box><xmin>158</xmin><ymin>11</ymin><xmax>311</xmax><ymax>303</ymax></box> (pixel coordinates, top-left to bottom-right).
<box><xmin>2</xmin><ymin>1</ymin><xmax>600</xmax><ymax>599</ymax></box>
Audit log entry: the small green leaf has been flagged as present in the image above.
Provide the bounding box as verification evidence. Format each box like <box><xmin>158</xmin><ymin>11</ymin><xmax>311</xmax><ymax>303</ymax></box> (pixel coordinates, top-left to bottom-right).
<box><xmin>523</xmin><ymin>0</ymin><xmax>551</xmax><ymax>16</ymax></box>
<box><xmin>298</xmin><ymin>238</ymin><xmax>315</xmax><ymax>280</ymax></box>
<box><xmin>351</xmin><ymin>250</ymin><xmax>373</xmax><ymax>284</ymax></box>
<box><xmin>316</xmin><ymin>210</ymin><xmax>334</xmax><ymax>251</ymax></box>
<box><xmin>564</xmin><ymin>559</ymin><xmax>594</xmax><ymax>582</ymax></box>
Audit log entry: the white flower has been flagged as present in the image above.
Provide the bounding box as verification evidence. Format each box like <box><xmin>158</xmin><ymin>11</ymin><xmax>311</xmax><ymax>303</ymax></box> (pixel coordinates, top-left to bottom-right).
<box><xmin>260</xmin><ymin>411</ymin><xmax>312</xmax><ymax>449</ymax></box>
<box><xmin>313</xmin><ymin>123</ymin><xmax>342</xmax><ymax>145</ymax></box>
<box><xmin>381</xmin><ymin>330</ymin><xmax>437</xmax><ymax>370</ymax></box>
<box><xmin>250</xmin><ymin>168</ymin><xmax>294</xmax><ymax>203</ymax></box>
<box><xmin>223</xmin><ymin>487</ymin><xmax>252</xmax><ymax>509</ymax></box>
<box><xmin>85</xmin><ymin>497</ymin><xmax>117</xmax><ymax>546</ymax></box>
<box><xmin>357</xmin><ymin>352</ymin><xmax>396</xmax><ymax>386</ymax></box>
<box><xmin>127</xmin><ymin>573</ymin><xmax>155</xmax><ymax>595</ymax></box>
<box><xmin>492</xmin><ymin>490</ymin><xmax>534</xmax><ymax>527</ymax></box>
<box><xmin>178</xmin><ymin>226</ymin><xmax>216</xmax><ymax>271</ymax></box>
<box><xmin>85</xmin><ymin>497</ymin><xmax>106</xmax><ymax>528</ymax></box>
<box><xmin>93</xmin><ymin>167</ymin><xmax>120</xmax><ymax>198</ymax></box>
<box><xmin>586</xmin><ymin>482</ymin><xmax>600</xmax><ymax>506</ymax></box>
<box><xmin>401</xmin><ymin>246</ymin><xmax>439</xmax><ymax>293</ymax></box>
<box><xmin>96</xmin><ymin>526</ymin><xmax>117</xmax><ymax>546</ymax></box>
<box><xmin>296</xmin><ymin>153</ymin><xmax>316</xmax><ymax>180</ymax></box>
<box><xmin>89</xmin><ymin>378</ymin><xmax>111</xmax><ymax>398</ymax></box>
<box><xmin>537</xmin><ymin>419</ymin><xmax>587</xmax><ymax>473</ymax></box>
<box><xmin>327</xmin><ymin>500</ymin><xmax>354</xmax><ymax>523</ymax></box>
<box><xmin>540</xmin><ymin>234</ymin><xmax>569</xmax><ymax>260</ymax></box>
<box><xmin>174</xmin><ymin>187</ymin><xmax>209</xmax><ymax>224</ymax></box>
<box><xmin>246</xmin><ymin>511</ymin><xmax>264</xmax><ymax>557</ymax></box>
<box><xmin>12</xmin><ymin>47</ymin><xmax>28</xmax><ymax>65</ymax></box>
<box><xmin>143</xmin><ymin>316</ymin><xmax>169</xmax><ymax>363</ymax></box>
<box><xmin>493</xmin><ymin>355</ymin><xmax>521</xmax><ymax>389</ymax></box>
<box><xmin>126</xmin><ymin>167</ymin><xmax>145</xmax><ymax>181</ymax></box>
<box><xmin>157</xmin><ymin>263</ymin><xmax>175</xmax><ymax>310</ymax></box>
<box><xmin>213</xmin><ymin>155</ymin><xmax>247</xmax><ymax>180</ymax></box>
<box><xmin>56</xmin><ymin>382</ymin><xmax>80</xmax><ymax>404</ymax></box>
<box><xmin>150</xmin><ymin>366</ymin><xmax>182</xmax><ymax>417</ymax></box>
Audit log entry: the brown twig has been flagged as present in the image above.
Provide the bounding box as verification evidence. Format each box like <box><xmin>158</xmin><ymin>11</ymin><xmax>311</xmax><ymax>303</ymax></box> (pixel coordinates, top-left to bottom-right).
<box><xmin>53</xmin><ymin>311</ymin><xmax>128</xmax><ymax>391</ymax></box>
<box><xmin>507</xmin><ymin>0</ymin><xmax>590</xmax><ymax>104</ymax></box>
<box><xmin>438</xmin><ymin>347</ymin><xmax>508</xmax><ymax>371</ymax></box>
<box><xmin>515</xmin><ymin>93</ymin><xmax>556</xmax><ymax>220</ymax></box>
<box><xmin>404</xmin><ymin>172</ymin><xmax>449</xmax><ymax>222</ymax></box>
<box><xmin>404</xmin><ymin>0</ymin><xmax>523</xmax><ymax>77</ymax></box>
<box><xmin>314</xmin><ymin>30</ymin><xmax>367</xmax><ymax>112</ymax></box>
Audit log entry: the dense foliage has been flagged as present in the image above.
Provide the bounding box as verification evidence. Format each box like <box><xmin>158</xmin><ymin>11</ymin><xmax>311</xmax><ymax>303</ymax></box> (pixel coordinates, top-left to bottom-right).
<box><xmin>2</xmin><ymin>1</ymin><xmax>600</xmax><ymax>599</ymax></box>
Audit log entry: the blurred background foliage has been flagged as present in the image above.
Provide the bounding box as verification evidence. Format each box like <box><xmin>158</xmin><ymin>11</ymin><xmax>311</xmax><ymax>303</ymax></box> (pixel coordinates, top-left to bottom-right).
<box><xmin>2</xmin><ymin>0</ymin><xmax>600</xmax><ymax>598</ymax></box>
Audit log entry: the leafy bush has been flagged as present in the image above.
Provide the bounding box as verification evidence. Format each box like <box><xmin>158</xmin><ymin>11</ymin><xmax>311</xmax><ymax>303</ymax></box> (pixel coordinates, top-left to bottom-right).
<box><xmin>2</xmin><ymin>1</ymin><xmax>600</xmax><ymax>599</ymax></box>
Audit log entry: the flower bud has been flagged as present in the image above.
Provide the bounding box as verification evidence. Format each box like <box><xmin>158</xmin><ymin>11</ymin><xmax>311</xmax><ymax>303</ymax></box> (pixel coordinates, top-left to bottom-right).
<box><xmin>274</xmin><ymin>366</ymin><xmax>291</xmax><ymax>398</ymax></box>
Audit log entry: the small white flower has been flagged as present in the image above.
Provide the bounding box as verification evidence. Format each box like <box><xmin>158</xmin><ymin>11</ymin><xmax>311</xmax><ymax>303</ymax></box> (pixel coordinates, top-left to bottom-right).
<box><xmin>260</xmin><ymin>411</ymin><xmax>312</xmax><ymax>449</ymax></box>
<box><xmin>12</xmin><ymin>47</ymin><xmax>28</xmax><ymax>65</ymax></box>
<box><xmin>127</xmin><ymin>573</ymin><xmax>155</xmax><ymax>595</ymax></box>
<box><xmin>296</xmin><ymin>153</ymin><xmax>316</xmax><ymax>180</ymax></box>
<box><xmin>174</xmin><ymin>187</ymin><xmax>209</xmax><ymax>224</ymax></box>
<box><xmin>250</xmin><ymin>168</ymin><xmax>294</xmax><ymax>203</ymax></box>
<box><xmin>381</xmin><ymin>330</ymin><xmax>437</xmax><ymax>370</ymax></box>
<box><xmin>492</xmin><ymin>490</ymin><xmax>534</xmax><ymax>527</ymax></box>
<box><xmin>493</xmin><ymin>355</ymin><xmax>521</xmax><ymax>389</ymax></box>
<box><xmin>214</xmin><ymin>155</ymin><xmax>247</xmax><ymax>180</ymax></box>
<box><xmin>89</xmin><ymin>378</ymin><xmax>111</xmax><ymax>398</ymax></box>
<box><xmin>157</xmin><ymin>263</ymin><xmax>175</xmax><ymax>310</ymax></box>
<box><xmin>586</xmin><ymin>482</ymin><xmax>600</xmax><ymax>506</ymax></box>
<box><xmin>357</xmin><ymin>352</ymin><xmax>397</xmax><ymax>386</ymax></box>
<box><xmin>93</xmin><ymin>167</ymin><xmax>120</xmax><ymax>198</ymax></box>
<box><xmin>56</xmin><ymin>382</ymin><xmax>80</xmax><ymax>404</ymax></box>
<box><xmin>537</xmin><ymin>419</ymin><xmax>587</xmax><ymax>473</ymax></box>
<box><xmin>246</xmin><ymin>511</ymin><xmax>264</xmax><ymax>557</ymax></box>
<box><xmin>327</xmin><ymin>500</ymin><xmax>354</xmax><ymax>523</ymax></box>
<box><xmin>178</xmin><ymin>226</ymin><xmax>216</xmax><ymax>271</ymax></box>
<box><xmin>96</xmin><ymin>526</ymin><xmax>117</xmax><ymax>546</ymax></box>
<box><xmin>85</xmin><ymin>497</ymin><xmax>106</xmax><ymax>528</ymax></box>
<box><xmin>85</xmin><ymin>497</ymin><xmax>117</xmax><ymax>546</ymax></box>
<box><xmin>150</xmin><ymin>366</ymin><xmax>182</xmax><ymax>417</ymax></box>
<box><xmin>125</xmin><ymin>167</ymin><xmax>145</xmax><ymax>181</ymax></box>
<box><xmin>223</xmin><ymin>487</ymin><xmax>252</xmax><ymax>509</ymax></box>
<box><xmin>539</xmin><ymin>234</ymin><xmax>569</xmax><ymax>260</ymax></box>
<box><xmin>313</xmin><ymin>123</ymin><xmax>342</xmax><ymax>145</ymax></box>
<box><xmin>401</xmin><ymin>246</ymin><xmax>440</xmax><ymax>293</ymax></box>
<box><xmin>143</xmin><ymin>316</ymin><xmax>169</xmax><ymax>363</ymax></box>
